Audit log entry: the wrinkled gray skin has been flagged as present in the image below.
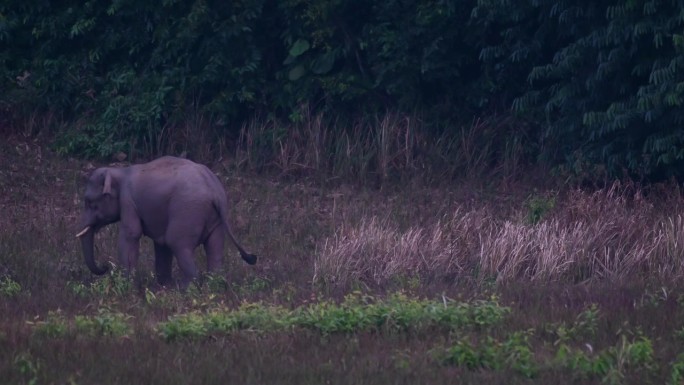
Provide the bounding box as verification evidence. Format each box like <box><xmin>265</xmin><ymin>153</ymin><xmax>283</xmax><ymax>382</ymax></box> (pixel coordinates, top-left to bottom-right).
<box><xmin>77</xmin><ymin>156</ymin><xmax>257</xmax><ymax>288</ymax></box>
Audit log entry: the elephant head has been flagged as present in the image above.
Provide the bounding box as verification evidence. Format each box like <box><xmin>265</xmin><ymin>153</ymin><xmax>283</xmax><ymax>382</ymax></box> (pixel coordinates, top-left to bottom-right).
<box><xmin>76</xmin><ymin>168</ymin><xmax>122</xmax><ymax>275</ymax></box>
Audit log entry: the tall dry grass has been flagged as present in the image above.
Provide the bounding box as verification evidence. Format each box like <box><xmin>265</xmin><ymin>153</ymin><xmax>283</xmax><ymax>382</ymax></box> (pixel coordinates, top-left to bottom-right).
<box><xmin>314</xmin><ymin>182</ymin><xmax>684</xmax><ymax>286</ymax></box>
<box><xmin>233</xmin><ymin>108</ymin><xmax>527</xmax><ymax>183</ymax></box>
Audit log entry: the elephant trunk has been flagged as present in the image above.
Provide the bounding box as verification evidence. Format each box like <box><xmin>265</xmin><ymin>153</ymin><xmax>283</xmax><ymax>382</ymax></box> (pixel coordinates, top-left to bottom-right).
<box><xmin>78</xmin><ymin>227</ymin><xmax>108</xmax><ymax>275</ymax></box>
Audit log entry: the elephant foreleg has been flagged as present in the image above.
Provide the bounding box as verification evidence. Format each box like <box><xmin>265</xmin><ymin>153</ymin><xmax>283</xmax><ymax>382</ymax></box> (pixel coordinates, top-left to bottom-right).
<box><xmin>154</xmin><ymin>243</ymin><xmax>173</xmax><ymax>286</ymax></box>
<box><xmin>117</xmin><ymin>229</ymin><xmax>141</xmax><ymax>274</ymax></box>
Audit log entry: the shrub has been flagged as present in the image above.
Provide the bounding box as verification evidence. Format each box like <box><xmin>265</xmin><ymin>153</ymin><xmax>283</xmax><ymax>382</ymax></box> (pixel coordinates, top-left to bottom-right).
<box><xmin>0</xmin><ymin>277</ymin><xmax>21</xmax><ymax>297</ymax></box>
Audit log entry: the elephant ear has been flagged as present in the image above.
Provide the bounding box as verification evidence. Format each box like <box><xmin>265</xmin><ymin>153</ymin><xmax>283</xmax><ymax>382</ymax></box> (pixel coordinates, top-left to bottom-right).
<box><xmin>102</xmin><ymin>171</ymin><xmax>113</xmax><ymax>195</ymax></box>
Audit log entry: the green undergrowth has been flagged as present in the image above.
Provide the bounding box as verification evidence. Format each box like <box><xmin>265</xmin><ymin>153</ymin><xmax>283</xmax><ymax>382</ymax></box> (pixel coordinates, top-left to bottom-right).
<box><xmin>26</xmin><ymin>293</ymin><xmax>510</xmax><ymax>341</ymax></box>
<box><xmin>0</xmin><ymin>277</ymin><xmax>22</xmax><ymax>298</ymax></box>
<box><xmin>157</xmin><ymin>293</ymin><xmax>508</xmax><ymax>340</ymax></box>
<box><xmin>30</xmin><ymin>308</ymin><xmax>132</xmax><ymax>338</ymax></box>
<box><xmin>17</xmin><ymin>291</ymin><xmax>684</xmax><ymax>384</ymax></box>
<box><xmin>438</xmin><ymin>332</ymin><xmax>662</xmax><ymax>384</ymax></box>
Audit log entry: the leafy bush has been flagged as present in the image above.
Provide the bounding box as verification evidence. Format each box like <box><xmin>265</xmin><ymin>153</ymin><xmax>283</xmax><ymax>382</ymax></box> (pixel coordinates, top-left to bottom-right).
<box><xmin>157</xmin><ymin>312</ymin><xmax>208</xmax><ymax>342</ymax></box>
<box><xmin>552</xmin><ymin>304</ymin><xmax>600</xmax><ymax>344</ymax></box>
<box><xmin>670</xmin><ymin>353</ymin><xmax>684</xmax><ymax>385</ymax></box>
<box><xmin>440</xmin><ymin>330</ymin><xmax>538</xmax><ymax>378</ymax></box>
<box><xmin>0</xmin><ymin>277</ymin><xmax>21</xmax><ymax>297</ymax></box>
<box><xmin>30</xmin><ymin>308</ymin><xmax>132</xmax><ymax>338</ymax></box>
<box><xmin>30</xmin><ymin>311</ymin><xmax>69</xmax><ymax>338</ymax></box>
<box><xmin>156</xmin><ymin>294</ymin><xmax>510</xmax><ymax>340</ymax></box>
<box><xmin>89</xmin><ymin>269</ymin><xmax>132</xmax><ymax>297</ymax></box>
<box><xmin>554</xmin><ymin>335</ymin><xmax>657</xmax><ymax>384</ymax></box>
<box><xmin>74</xmin><ymin>308</ymin><xmax>133</xmax><ymax>337</ymax></box>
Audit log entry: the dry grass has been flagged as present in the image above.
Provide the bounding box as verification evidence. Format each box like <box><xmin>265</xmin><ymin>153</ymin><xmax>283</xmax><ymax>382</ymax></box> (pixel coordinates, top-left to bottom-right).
<box><xmin>314</xmin><ymin>182</ymin><xmax>684</xmax><ymax>287</ymax></box>
<box><xmin>232</xmin><ymin>108</ymin><xmax>527</xmax><ymax>184</ymax></box>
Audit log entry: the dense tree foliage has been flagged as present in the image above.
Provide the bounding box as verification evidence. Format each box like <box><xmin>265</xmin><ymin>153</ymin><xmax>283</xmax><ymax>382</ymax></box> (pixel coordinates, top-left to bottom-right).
<box><xmin>487</xmin><ymin>0</ymin><xmax>684</xmax><ymax>179</ymax></box>
<box><xmin>2</xmin><ymin>0</ymin><xmax>684</xmax><ymax>179</ymax></box>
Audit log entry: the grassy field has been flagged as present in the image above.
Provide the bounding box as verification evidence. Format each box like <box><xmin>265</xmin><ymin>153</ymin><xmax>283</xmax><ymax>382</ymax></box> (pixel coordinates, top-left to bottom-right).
<box><xmin>1</xmin><ymin>138</ymin><xmax>684</xmax><ymax>384</ymax></box>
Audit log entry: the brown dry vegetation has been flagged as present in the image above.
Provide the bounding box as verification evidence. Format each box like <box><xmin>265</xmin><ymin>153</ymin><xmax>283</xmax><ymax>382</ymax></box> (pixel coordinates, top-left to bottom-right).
<box><xmin>1</xmin><ymin>134</ymin><xmax>684</xmax><ymax>384</ymax></box>
<box><xmin>315</xmin><ymin>183</ymin><xmax>684</xmax><ymax>287</ymax></box>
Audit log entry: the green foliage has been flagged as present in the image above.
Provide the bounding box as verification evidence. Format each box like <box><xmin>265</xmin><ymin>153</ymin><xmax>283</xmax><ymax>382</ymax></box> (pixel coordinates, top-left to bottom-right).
<box><xmin>554</xmin><ymin>335</ymin><xmax>657</xmax><ymax>384</ymax></box>
<box><xmin>31</xmin><ymin>310</ymin><xmax>69</xmax><ymax>338</ymax></box>
<box><xmin>2</xmin><ymin>0</ymin><xmax>276</xmax><ymax>158</ymax></box>
<box><xmin>670</xmin><ymin>353</ymin><xmax>684</xmax><ymax>385</ymax></box>
<box><xmin>89</xmin><ymin>269</ymin><xmax>132</xmax><ymax>297</ymax></box>
<box><xmin>203</xmin><ymin>274</ymin><xmax>229</xmax><ymax>293</ymax></box>
<box><xmin>66</xmin><ymin>280</ymin><xmax>89</xmax><ymax>298</ymax></box>
<box><xmin>66</xmin><ymin>269</ymin><xmax>131</xmax><ymax>298</ymax></box>
<box><xmin>5</xmin><ymin>0</ymin><xmax>684</xmax><ymax>179</ymax></box>
<box><xmin>13</xmin><ymin>352</ymin><xmax>41</xmax><ymax>385</ymax></box>
<box><xmin>74</xmin><ymin>308</ymin><xmax>133</xmax><ymax>337</ymax></box>
<box><xmin>553</xmin><ymin>304</ymin><xmax>600</xmax><ymax>344</ymax></box>
<box><xmin>30</xmin><ymin>308</ymin><xmax>132</xmax><ymax>338</ymax></box>
<box><xmin>206</xmin><ymin>303</ymin><xmax>291</xmax><ymax>333</ymax></box>
<box><xmin>485</xmin><ymin>0</ymin><xmax>684</xmax><ymax>178</ymax></box>
<box><xmin>157</xmin><ymin>293</ymin><xmax>510</xmax><ymax>340</ymax></box>
<box><xmin>0</xmin><ymin>0</ymin><xmax>498</xmax><ymax>162</ymax></box>
<box><xmin>295</xmin><ymin>293</ymin><xmax>509</xmax><ymax>334</ymax></box>
<box><xmin>525</xmin><ymin>194</ymin><xmax>556</xmax><ymax>224</ymax></box>
<box><xmin>675</xmin><ymin>327</ymin><xmax>684</xmax><ymax>341</ymax></box>
<box><xmin>0</xmin><ymin>276</ymin><xmax>21</xmax><ymax>297</ymax></box>
<box><xmin>441</xmin><ymin>338</ymin><xmax>500</xmax><ymax>370</ymax></box>
<box><xmin>234</xmin><ymin>276</ymin><xmax>271</xmax><ymax>295</ymax></box>
<box><xmin>157</xmin><ymin>312</ymin><xmax>207</xmax><ymax>341</ymax></box>
<box><xmin>440</xmin><ymin>330</ymin><xmax>538</xmax><ymax>378</ymax></box>
<box><xmin>501</xmin><ymin>331</ymin><xmax>537</xmax><ymax>378</ymax></box>
<box><xmin>158</xmin><ymin>304</ymin><xmax>291</xmax><ymax>341</ymax></box>
<box><xmin>437</xmin><ymin>330</ymin><xmax>656</xmax><ymax>384</ymax></box>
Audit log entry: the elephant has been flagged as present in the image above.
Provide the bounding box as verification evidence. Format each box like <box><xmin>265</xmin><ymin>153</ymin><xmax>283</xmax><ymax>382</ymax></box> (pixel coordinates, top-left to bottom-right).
<box><xmin>76</xmin><ymin>156</ymin><xmax>257</xmax><ymax>288</ymax></box>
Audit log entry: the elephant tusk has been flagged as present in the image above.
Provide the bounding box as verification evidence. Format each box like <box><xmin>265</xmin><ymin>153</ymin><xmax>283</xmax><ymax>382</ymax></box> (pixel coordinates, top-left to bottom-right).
<box><xmin>75</xmin><ymin>226</ymin><xmax>91</xmax><ymax>238</ymax></box>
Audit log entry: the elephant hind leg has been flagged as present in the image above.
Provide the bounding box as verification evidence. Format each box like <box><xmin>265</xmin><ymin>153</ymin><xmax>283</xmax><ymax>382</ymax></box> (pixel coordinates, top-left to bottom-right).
<box><xmin>154</xmin><ymin>243</ymin><xmax>174</xmax><ymax>286</ymax></box>
<box><xmin>172</xmin><ymin>246</ymin><xmax>199</xmax><ymax>289</ymax></box>
<box><xmin>204</xmin><ymin>227</ymin><xmax>225</xmax><ymax>273</ymax></box>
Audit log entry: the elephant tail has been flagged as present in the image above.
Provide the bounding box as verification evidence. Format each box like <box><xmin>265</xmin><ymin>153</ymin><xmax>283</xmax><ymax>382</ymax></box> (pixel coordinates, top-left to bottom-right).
<box><xmin>215</xmin><ymin>199</ymin><xmax>257</xmax><ymax>265</ymax></box>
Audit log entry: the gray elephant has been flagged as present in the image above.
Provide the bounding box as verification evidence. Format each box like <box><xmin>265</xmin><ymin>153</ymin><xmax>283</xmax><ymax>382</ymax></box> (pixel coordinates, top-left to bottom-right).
<box><xmin>76</xmin><ymin>156</ymin><xmax>257</xmax><ymax>288</ymax></box>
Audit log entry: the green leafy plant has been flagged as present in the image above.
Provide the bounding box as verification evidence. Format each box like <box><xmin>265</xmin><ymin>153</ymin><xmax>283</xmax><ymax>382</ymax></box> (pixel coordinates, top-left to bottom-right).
<box><xmin>670</xmin><ymin>352</ymin><xmax>684</xmax><ymax>385</ymax></box>
<box><xmin>206</xmin><ymin>303</ymin><xmax>292</xmax><ymax>334</ymax></box>
<box><xmin>31</xmin><ymin>310</ymin><xmax>69</xmax><ymax>338</ymax></box>
<box><xmin>157</xmin><ymin>294</ymin><xmax>510</xmax><ymax>340</ymax></box>
<box><xmin>500</xmin><ymin>330</ymin><xmax>537</xmax><ymax>378</ymax></box>
<box><xmin>74</xmin><ymin>308</ymin><xmax>132</xmax><ymax>337</ymax></box>
<box><xmin>441</xmin><ymin>338</ymin><xmax>499</xmax><ymax>370</ymax></box>
<box><xmin>440</xmin><ymin>330</ymin><xmax>537</xmax><ymax>378</ymax></box>
<box><xmin>0</xmin><ymin>276</ymin><xmax>21</xmax><ymax>297</ymax></box>
<box><xmin>554</xmin><ymin>304</ymin><xmax>600</xmax><ymax>344</ymax></box>
<box><xmin>89</xmin><ymin>269</ymin><xmax>132</xmax><ymax>297</ymax></box>
<box><xmin>205</xmin><ymin>274</ymin><xmax>229</xmax><ymax>293</ymax></box>
<box><xmin>143</xmin><ymin>288</ymin><xmax>187</xmax><ymax>310</ymax></box>
<box><xmin>66</xmin><ymin>281</ymin><xmax>89</xmax><ymax>297</ymax></box>
<box><xmin>236</xmin><ymin>276</ymin><xmax>270</xmax><ymax>294</ymax></box>
<box><xmin>554</xmin><ymin>335</ymin><xmax>657</xmax><ymax>384</ymax></box>
<box><xmin>525</xmin><ymin>194</ymin><xmax>556</xmax><ymax>224</ymax></box>
<box><xmin>157</xmin><ymin>312</ymin><xmax>208</xmax><ymax>342</ymax></box>
<box><xmin>13</xmin><ymin>352</ymin><xmax>41</xmax><ymax>385</ymax></box>
<box><xmin>674</xmin><ymin>327</ymin><xmax>684</xmax><ymax>341</ymax></box>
